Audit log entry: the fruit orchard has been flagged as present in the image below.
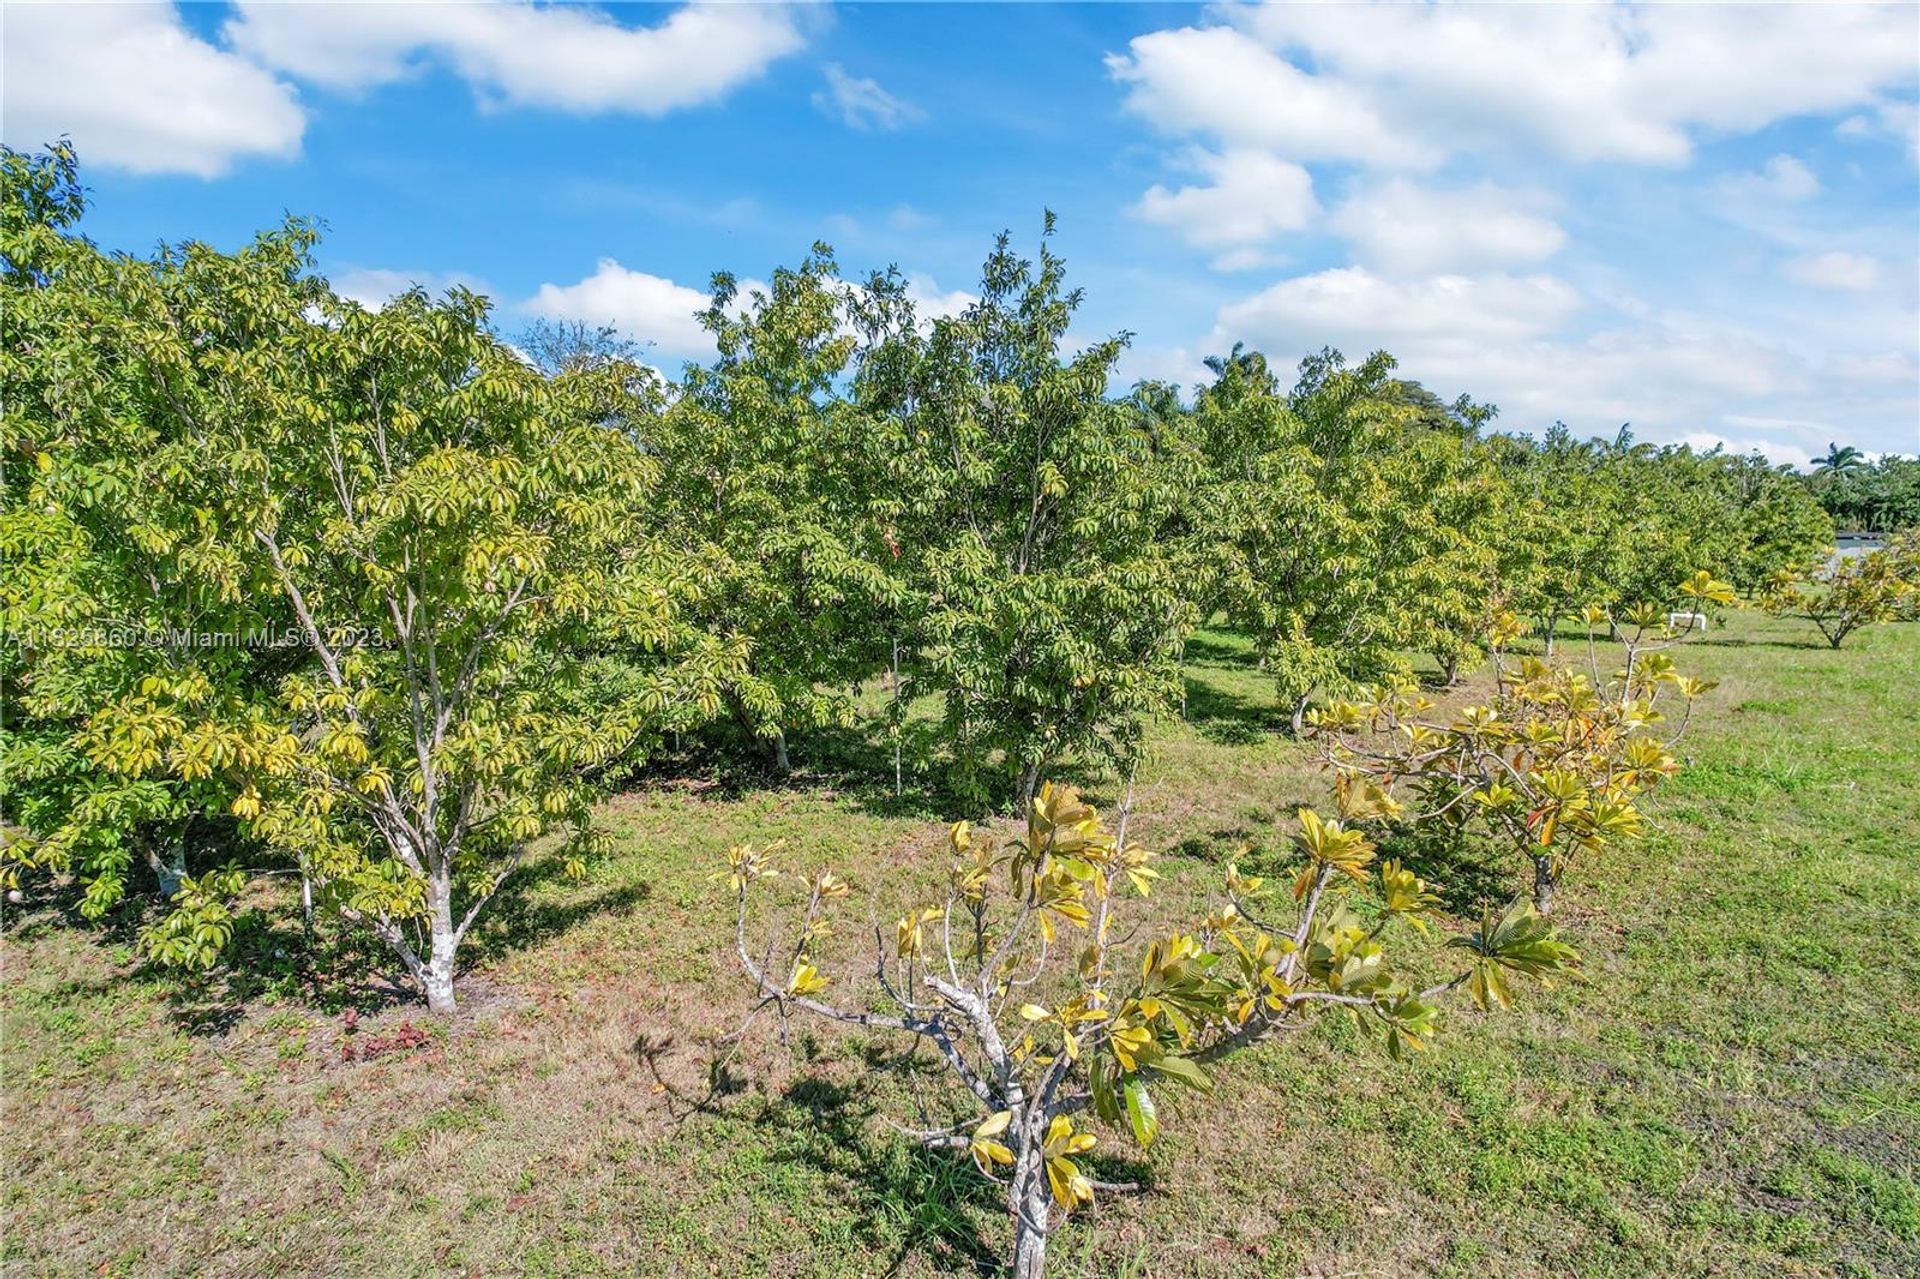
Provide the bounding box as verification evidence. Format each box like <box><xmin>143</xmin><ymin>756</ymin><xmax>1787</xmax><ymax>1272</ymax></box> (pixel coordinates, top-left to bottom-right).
<box><xmin>4</xmin><ymin>144</ymin><xmax>1916</xmax><ymax>1277</ymax></box>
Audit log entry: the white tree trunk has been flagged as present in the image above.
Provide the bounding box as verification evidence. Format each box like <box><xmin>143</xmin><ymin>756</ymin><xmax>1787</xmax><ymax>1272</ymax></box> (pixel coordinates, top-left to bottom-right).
<box><xmin>147</xmin><ymin>841</ymin><xmax>187</xmax><ymax>899</ymax></box>
<box><xmin>423</xmin><ymin>863</ymin><xmax>458</xmax><ymax>1014</ymax></box>
<box><xmin>1006</xmin><ymin>1106</ymin><xmax>1052</xmax><ymax>1275</ymax></box>
<box><xmin>1009</xmin><ymin>1121</ymin><xmax>1052</xmax><ymax>1279</ymax></box>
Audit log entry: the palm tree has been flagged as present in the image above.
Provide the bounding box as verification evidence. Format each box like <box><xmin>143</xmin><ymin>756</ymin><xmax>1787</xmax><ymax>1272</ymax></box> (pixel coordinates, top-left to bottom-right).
<box><xmin>1812</xmin><ymin>442</ymin><xmax>1866</xmax><ymax>474</ymax></box>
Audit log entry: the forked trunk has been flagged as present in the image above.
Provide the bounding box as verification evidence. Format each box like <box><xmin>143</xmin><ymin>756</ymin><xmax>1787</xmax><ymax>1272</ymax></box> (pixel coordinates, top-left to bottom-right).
<box><xmin>1532</xmin><ymin>856</ymin><xmax>1555</xmax><ymax>916</ymax></box>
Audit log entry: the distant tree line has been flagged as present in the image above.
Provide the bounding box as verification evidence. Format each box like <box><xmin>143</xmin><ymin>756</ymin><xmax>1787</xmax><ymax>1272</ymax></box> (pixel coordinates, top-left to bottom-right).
<box><xmin>1804</xmin><ymin>443</ymin><xmax>1920</xmax><ymax>532</ymax></box>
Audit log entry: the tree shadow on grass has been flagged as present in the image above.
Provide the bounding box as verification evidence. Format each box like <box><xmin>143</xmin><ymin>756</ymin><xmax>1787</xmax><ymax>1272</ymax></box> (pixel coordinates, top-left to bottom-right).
<box><xmin>1180</xmin><ymin>676</ymin><xmax>1283</xmax><ymax>747</ymax></box>
<box><xmin>619</xmin><ymin>712</ymin><xmax>979</xmax><ymax>822</ymax></box>
<box><xmin>753</xmin><ymin>1074</ymin><xmax>1008</xmax><ymax>1276</ymax></box>
<box><xmin>458</xmin><ymin>853</ymin><xmax>654</xmax><ymax>968</ymax></box>
<box><xmin>1374</xmin><ymin>824</ymin><xmax>1518</xmax><ymax>917</ymax></box>
<box><xmin>1183</xmin><ymin>632</ymin><xmax>1261</xmax><ymax>667</ymax></box>
<box><xmin>159</xmin><ymin>905</ymin><xmax>430</xmax><ymax>1034</ymax></box>
<box><xmin>1683</xmin><ymin>635</ymin><xmax>1836</xmax><ymax>651</ymax></box>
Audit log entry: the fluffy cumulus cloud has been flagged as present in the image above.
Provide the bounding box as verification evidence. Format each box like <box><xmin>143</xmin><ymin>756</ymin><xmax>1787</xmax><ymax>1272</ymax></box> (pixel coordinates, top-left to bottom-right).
<box><xmin>1131</xmin><ymin>149</ymin><xmax>1317</xmax><ymax>256</ymax></box>
<box><xmin>813</xmin><ymin>65</ymin><xmax>925</xmax><ymax>132</ymax></box>
<box><xmin>903</xmin><ymin>274</ymin><xmax>977</xmax><ymax>321</ymax></box>
<box><xmin>4</xmin><ymin>2</ymin><xmax>807</xmax><ymax>178</ymax></box>
<box><xmin>524</xmin><ymin>261</ymin><xmax>715</xmax><ymax>359</ymax></box>
<box><xmin>1217</xmin><ymin>268</ymin><xmax>1584</xmax><ymax>353</ymax></box>
<box><xmin>1719</xmin><ymin>154</ymin><xmax>1823</xmax><ymax>203</ymax></box>
<box><xmin>1207</xmin><ymin>2</ymin><xmax>1920</xmax><ymax>167</ymax></box>
<box><xmin>1</xmin><ymin>3</ymin><xmax>304</xmax><ymax>177</ymax></box>
<box><xmin>1205</xmin><ymin>267</ymin><xmax>1915</xmax><ymax>448</ymax></box>
<box><xmin>223</xmin><ymin>1</ymin><xmax>806</xmax><ymax>116</ymax></box>
<box><xmin>1107</xmin><ymin>26</ymin><xmax>1437</xmax><ymax>169</ymax></box>
<box><xmin>1331</xmin><ymin>180</ymin><xmax>1566</xmax><ymax>275</ymax></box>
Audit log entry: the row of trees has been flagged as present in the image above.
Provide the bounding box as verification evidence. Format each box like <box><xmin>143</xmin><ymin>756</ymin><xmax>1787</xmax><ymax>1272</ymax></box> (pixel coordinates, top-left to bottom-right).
<box><xmin>0</xmin><ymin>146</ymin><xmax>1883</xmax><ymax>1012</ymax></box>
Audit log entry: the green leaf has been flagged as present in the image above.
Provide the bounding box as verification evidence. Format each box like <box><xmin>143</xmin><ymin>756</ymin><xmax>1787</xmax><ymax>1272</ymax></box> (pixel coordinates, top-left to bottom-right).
<box><xmin>1147</xmin><ymin>1053</ymin><xmax>1214</xmax><ymax>1094</ymax></box>
<box><xmin>1122</xmin><ymin>1075</ymin><xmax>1158</xmax><ymax>1148</ymax></box>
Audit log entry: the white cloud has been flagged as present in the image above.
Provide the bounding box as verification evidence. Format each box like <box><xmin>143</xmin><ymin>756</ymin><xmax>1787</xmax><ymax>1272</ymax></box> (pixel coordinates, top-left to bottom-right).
<box><xmin>1116</xmin><ymin>5</ymin><xmax>1918</xmax><ymax>169</ymax></box>
<box><xmin>1</xmin><ymin>2</ymin><xmax>303</xmax><ymax>177</ymax></box>
<box><xmin>1830</xmin><ymin>350</ymin><xmax>1920</xmax><ymax>383</ymax></box>
<box><xmin>1784</xmin><ymin>251</ymin><xmax>1881</xmax><ymax>290</ymax></box>
<box><xmin>1131</xmin><ymin>148</ymin><xmax>1317</xmax><ymax>253</ymax></box>
<box><xmin>1720</xmin><ymin>154</ymin><xmax>1821</xmax><ymax>202</ymax></box>
<box><xmin>813</xmin><ymin>64</ymin><xmax>924</xmax><ymax>132</ymax></box>
<box><xmin>331</xmin><ymin>267</ymin><xmax>489</xmax><ymax>309</ymax></box>
<box><xmin>1837</xmin><ymin>98</ymin><xmax>1920</xmax><ymax>163</ymax></box>
<box><xmin>1675</xmin><ymin>432</ymin><xmax>1814</xmax><ymax>469</ymax></box>
<box><xmin>1199</xmin><ymin>267</ymin><xmax>1918</xmax><ymax>444</ymax></box>
<box><xmin>1106</xmin><ymin>26</ymin><xmax>1438</xmax><ymax>169</ymax></box>
<box><xmin>525</xmin><ymin>260</ymin><xmax>714</xmax><ymax>359</ymax></box>
<box><xmin>225</xmin><ymin>1</ymin><xmax>805</xmax><ymax>116</ymax></box>
<box><xmin>1331</xmin><ymin>179</ymin><xmax>1565</xmax><ymax>275</ymax></box>
<box><xmin>1217</xmin><ymin>268</ymin><xmax>1583</xmax><ymax>352</ymax></box>
<box><xmin>903</xmin><ymin>274</ymin><xmax>977</xmax><ymax>321</ymax></box>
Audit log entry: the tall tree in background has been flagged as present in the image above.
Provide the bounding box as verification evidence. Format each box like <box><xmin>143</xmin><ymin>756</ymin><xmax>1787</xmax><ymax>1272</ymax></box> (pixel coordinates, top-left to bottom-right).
<box><xmin>1812</xmin><ymin>442</ymin><xmax>1867</xmax><ymax>475</ymax></box>
<box><xmin>1193</xmin><ymin>347</ymin><xmax>1494</xmax><ymax>712</ymax></box>
<box><xmin>853</xmin><ymin>221</ymin><xmax>1199</xmax><ymax>806</ymax></box>
<box><xmin>655</xmin><ymin>249</ymin><xmax>900</xmax><ymax>771</ymax></box>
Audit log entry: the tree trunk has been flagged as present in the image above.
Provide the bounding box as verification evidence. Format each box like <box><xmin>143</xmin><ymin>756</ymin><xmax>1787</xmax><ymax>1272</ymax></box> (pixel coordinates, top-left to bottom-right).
<box><xmin>1015</xmin><ymin>759</ymin><xmax>1044</xmax><ymax>817</ymax></box>
<box><xmin>1532</xmin><ymin>856</ymin><xmax>1555</xmax><ymax>916</ymax></box>
<box><xmin>770</xmin><ymin>728</ymin><xmax>791</xmax><ymax>774</ymax></box>
<box><xmin>423</xmin><ymin>865</ymin><xmax>458</xmax><ymax>1015</ymax></box>
<box><xmin>146</xmin><ymin>841</ymin><xmax>187</xmax><ymax>899</ymax></box>
<box><xmin>1541</xmin><ymin>610</ymin><xmax>1559</xmax><ymax>657</ymax></box>
<box><xmin>891</xmin><ymin>637</ymin><xmax>903</xmax><ymax>797</ymax></box>
<box><xmin>1439</xmin><ymin>654</ymin><xmax>1459</xmax><ymax>687</ymax></box>
<box><xmin>1008</xmin><ymin>1121</ymin><xmax>1052</xmax><ymax>1279</ymax></box>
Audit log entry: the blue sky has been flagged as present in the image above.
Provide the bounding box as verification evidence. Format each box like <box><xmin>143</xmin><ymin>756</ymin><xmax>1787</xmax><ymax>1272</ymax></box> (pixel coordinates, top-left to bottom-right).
<box><xmin>6</xmin><ymin>1</ymin><xmax>1918</xmax><ymax>461</ymax></box>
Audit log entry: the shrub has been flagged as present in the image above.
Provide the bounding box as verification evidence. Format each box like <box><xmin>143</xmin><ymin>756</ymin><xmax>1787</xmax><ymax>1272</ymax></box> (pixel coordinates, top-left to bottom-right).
<box><xmin>1763</xmin><ymin>547</ymin><xmax>1917</xmax><ymax>648</ymax></box>
<box><xmin>1304</xmin><ymin>576</ymin><xmax>1729</xmax><ymax>915</ymax></box>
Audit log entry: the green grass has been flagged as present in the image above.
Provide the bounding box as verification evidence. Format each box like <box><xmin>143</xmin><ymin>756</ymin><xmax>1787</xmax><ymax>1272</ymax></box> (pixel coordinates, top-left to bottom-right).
<box><xmin>4</xmin><ymin>611</ymin><xmax>1917</xmax><ymax>1277</ymax></box>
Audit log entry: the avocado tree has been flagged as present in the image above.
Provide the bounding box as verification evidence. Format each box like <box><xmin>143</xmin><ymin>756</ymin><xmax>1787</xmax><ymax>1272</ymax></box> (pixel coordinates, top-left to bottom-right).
<box><xmin>1188</xmin><ymin>347</ymin><xmax>1399</xmax><ymax>714</ymax></box>
<box><xmin>2</xmin><ymin>150</ymin><xmax>739</xmax><ymax>1008</ymax></box>
<box><xmin>724</xmin><ymin>779</ymin><xmax>1580</xmax><ymax>1277</ymax></box>
<box><xmin>1305</xmin><ymin>575</ymin><xmax>1731</xmax><ymax>914</ymax></box>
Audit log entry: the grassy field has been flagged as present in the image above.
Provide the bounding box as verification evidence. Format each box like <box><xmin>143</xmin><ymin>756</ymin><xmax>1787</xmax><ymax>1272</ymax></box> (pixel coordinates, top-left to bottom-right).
<box><xmin>4</xmin><ymin>610</ymin><xmax>1917</xmax><ymax>1277</ymax></box>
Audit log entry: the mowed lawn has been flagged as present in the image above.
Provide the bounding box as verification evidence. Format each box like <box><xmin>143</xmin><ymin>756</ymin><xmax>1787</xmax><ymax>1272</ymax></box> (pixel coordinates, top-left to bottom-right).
<box><xmin>4</xmin><ymin>611</ymin><xmax>1917</xmax><ymax>1278</ymax></box>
